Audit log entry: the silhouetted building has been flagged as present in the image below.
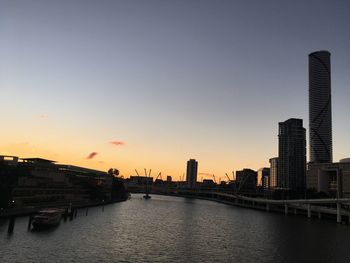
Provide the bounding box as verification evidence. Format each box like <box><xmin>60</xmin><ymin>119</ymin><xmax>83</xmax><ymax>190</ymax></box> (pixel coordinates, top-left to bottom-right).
<box><xmin>278</xmin><ymin>118</ymin><xmax>306</xmax><ymax>191</ymax></box>
<box><xmin>236</xmin><ymin>169</ymin><xmax>257</xmax><ymax>192</ymax></box>
<box><xmin>166</xmin><ymin>176</ymin><xmax>172</xmax><ymax>183</ymax></box>
<box><xmin>269</xmin><ymin>157</ymin><xmax>279</xmax><ymax>188</ymax></box>
<box><xmin>0</xmin><ymin>156</ymin><xmax>127</xmax><ymax>209</ymax></box>
<box><xmin>309</xmin><ymin>50</ymin><xmax>333</xmax><ymax>163</ymax></box>
<box><xmin>257</xmin><ymin>168</ymin><xmax>270</xmax><ymax>190</ymax></box>
<box><xmin>202</xmin><ymin>179</ymin><xmax>216</xmax><ymax>188</ymax></box>
<box><xmin>186</xmin><ymin>159</ymin><xmax>198</xmax><ymax>188</ymax></box>
<box><xmin>128</xmin><ymin>176</ymin><xmax>153</xmax><ymax>186</ymax></box>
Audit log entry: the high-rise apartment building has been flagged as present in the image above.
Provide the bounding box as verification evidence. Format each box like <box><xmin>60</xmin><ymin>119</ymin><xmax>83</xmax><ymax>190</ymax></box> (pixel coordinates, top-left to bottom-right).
<box><xmin>278</xmin><ymin>118</ymin><xmax>306</xmax><ymax>190</ymax></box>
<box><xmin>309</xmin><ymin>50</ymin><xmax>333</xmax><ymax>163</ymax></box>
<box><xmin>257</xmin><ymin>168</ymin><xmax>270</xmax><ymax>190</ymax></box>
<box><xmin>186</xmin><ymin>159</ymin><xmax>198</xmax><ymax>188</ymax></box>
<box><xmin>269</xmin><ymin>157</ymin><xmax>278</xmax><ymax>188</ymax></box>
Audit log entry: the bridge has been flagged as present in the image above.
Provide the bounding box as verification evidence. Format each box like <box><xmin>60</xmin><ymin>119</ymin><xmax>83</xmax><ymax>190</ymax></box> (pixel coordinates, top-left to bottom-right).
<box><xmin>128</xmin><ymin>186</ymin><xmax>350</xmax><ymax>223</ymax></box>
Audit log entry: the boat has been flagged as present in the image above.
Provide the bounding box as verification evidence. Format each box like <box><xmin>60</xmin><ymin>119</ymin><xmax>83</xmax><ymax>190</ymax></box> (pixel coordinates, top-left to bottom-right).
<box><xmin>32</xmin><ymin>208</ymin><xmax>64</xmax><ymax>228</ymax></box>
<box><xmin>143</xmin><ymin>193</ymin><xmax>151</xmax><ymax>199</ymax></box>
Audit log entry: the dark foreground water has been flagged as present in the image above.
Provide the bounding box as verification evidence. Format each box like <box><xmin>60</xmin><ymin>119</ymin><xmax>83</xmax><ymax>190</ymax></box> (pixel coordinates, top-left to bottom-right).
<box><xmin>1</xmin><ymin>194</ymin><xmax>350</xmax><ymax>263</ymax></box>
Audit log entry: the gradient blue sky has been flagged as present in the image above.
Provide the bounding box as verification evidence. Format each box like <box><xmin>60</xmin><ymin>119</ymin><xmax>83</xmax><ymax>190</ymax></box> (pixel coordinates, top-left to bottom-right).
<box><xmin>1</xmin><ymin>0</ymin><xmax>350</xmax><ymax>180</ymax></box>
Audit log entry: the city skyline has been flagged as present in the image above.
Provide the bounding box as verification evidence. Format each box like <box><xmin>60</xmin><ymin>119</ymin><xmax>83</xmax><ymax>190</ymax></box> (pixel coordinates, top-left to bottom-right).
<box><xmin>1</xmin><ymin>1</ymin><xmax>350</xmax><ymax>180</ymax></box>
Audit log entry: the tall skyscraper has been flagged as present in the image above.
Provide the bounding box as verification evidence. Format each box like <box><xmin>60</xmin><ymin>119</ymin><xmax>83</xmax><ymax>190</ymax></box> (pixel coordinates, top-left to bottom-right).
<box><xmin>309</xmin><ymin>50</ymin><xmax>333</xmax><ymax>163</ymax></box>
<box><xmin>278</xmin><ymin>118</ymin><xmax>306</xmax><ymax>190</ymax></box>
<box><xmin>186</xmin><ymin>159</ymin><xmax>198</xmax><ymax>188</ymax></box>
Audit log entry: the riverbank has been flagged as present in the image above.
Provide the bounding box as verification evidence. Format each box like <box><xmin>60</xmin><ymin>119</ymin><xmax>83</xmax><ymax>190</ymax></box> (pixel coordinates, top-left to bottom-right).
<box><xmin>0</xmin><ymin>197</ymin><xmax>128</xmax><ymax>219</ymax></box>
<box><xmin>137</xmin><ymin>191</ymin><xmax>350</xmax><ymax>224</ymax></box>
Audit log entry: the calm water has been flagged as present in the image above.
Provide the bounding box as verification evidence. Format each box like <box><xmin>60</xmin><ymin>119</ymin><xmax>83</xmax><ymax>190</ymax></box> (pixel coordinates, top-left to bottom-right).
<box><xmin>1</xmin><ymin>194</ymin><xmax>350</xmax><ymax>263</ymax></box>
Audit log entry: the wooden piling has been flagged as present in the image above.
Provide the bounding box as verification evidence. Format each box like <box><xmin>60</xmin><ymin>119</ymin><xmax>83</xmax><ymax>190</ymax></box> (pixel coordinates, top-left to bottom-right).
<box><xmin>69</xmin><ymin>209</ymin><xmax>74</xmax><ymax>221</ymax></box>
<box><xmin>8</xmin><ymin>216</ymin><xmax>16</xmax><ymax>234</ymax></box>
<box><xmin>27</xmin><ymin>215</ymin><xmax>33</xmax><ymax>230</ymax></box>
<box><xmin>63</xmin><ymin>208</ymin><xmax>68</xmax><ymax>221</ymax></box>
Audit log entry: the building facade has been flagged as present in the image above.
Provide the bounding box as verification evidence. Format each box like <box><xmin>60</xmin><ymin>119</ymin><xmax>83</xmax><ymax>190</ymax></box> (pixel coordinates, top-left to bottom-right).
<box><xmin>307</xmin><ymin>159</ymin><xmax>350</xmax><ymax>198</ymax></box>
<box><xmin>309</xmin><ymin>50</ymin><xmax>333</xmax><ymax>163</ymax></box>
<box><xmin>278</xmin><ymin>118</ymin><xmax>306</xmax><ymax>191</ymax></box>
<box><xmin>257</xmin><ymin>168</ymin><xmax>270</xmax><ymax>190</ymax></box>
<box><xmin>0</xmin><ymin>156</ymin><xmax>127</xmax><ymax>209</ymax></box>
<box><xmin>269</xmin><ymin>157</ymin><xmax>279</xmax><ymax>188</ymax></box>
<box><xmin>186</xmin><ymin>159</ymin><xmax>198</xmax><ymax>188</ymax></box>
<box><xmin>236</xmin><ymin>169</ymin><xmax>257</xmax><ymax>192</ymax></box>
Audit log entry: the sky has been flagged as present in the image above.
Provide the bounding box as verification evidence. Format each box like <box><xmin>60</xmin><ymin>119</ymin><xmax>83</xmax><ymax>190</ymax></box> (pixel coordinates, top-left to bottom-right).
<box><xmin>1</xmin><ymin>0</ymin><xmax>350</xmax><ymax>181</ymax></box>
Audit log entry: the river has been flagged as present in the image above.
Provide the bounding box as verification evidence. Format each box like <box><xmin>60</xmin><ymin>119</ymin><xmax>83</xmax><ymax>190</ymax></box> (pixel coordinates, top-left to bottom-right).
<box><xmin>1</xmin><ymin>194</ymin><xmax>350</xmax><ymax>263</ymax></box>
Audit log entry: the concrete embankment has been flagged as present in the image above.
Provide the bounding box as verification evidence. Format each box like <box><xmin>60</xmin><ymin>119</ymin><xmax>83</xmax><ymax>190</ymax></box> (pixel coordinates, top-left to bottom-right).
<box><xmin>140</xmin><ymin>191</ymin><xmax>350</xmax><ymax>224</ymax></box>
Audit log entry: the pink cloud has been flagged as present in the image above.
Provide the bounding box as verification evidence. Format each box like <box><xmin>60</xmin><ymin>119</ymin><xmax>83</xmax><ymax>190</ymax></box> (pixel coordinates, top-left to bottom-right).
<box><xmin>109</xmin><ymin>141</ymin><xmax>126</xmax><ymax>146</ymax></box>
<box><xmin>86</xmin><ymin>152</ymin><xmax>98</xmax><ymax>159</ymax></box>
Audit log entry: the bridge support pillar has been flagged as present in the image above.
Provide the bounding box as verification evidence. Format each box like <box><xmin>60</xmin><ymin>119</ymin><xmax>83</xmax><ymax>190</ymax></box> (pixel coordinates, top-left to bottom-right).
<box><xmin>307</xmin><ymin>204</ymin><xmax>311</xmax><ymax>218</ymax></box>
<box><xmin>337</xmin><ymin>203</ymin><xmax>341</xmax><ymax>223</ymax></box>
<box><xmin>294</xmin><ymin>208</ymin><xmax>297</xmax><ymax>215</ymax></box>
<box><xmin>284</xmin><ymin>204</ymin><xmax>288</xmax><ymax>215</ymax></box>
<box><xmin>266</xmin><ymin>203</ymin><xmax>270</xmax><ymax>212</ymax></box>
<box><xmin>318</xmin><ymin>212</ymin><xmax>321</xmax><ymax>219</ymax></box>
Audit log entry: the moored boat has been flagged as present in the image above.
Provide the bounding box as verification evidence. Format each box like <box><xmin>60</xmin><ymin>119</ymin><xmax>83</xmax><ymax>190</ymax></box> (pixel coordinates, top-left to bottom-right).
<box><xmin>143</xmin><ymin>193</ymin><xmax>151</xmax><ymax>199</ymax></box>
<box><xmin>32</xmin><ymin>208</ymin><xmax>64</xmax><ymax>228</ymax></box>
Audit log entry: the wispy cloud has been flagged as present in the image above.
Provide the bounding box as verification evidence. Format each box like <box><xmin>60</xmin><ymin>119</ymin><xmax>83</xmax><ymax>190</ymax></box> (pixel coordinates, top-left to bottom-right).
<box><xmin>86</xmin><ymin>152</ymin><xmax>98</xmax><ymax>159</ymax></box>
<box><xmin>109</xmin><ymin>141</ymin><xmax>126</xmax><ymax>146</ymax></box>
<box><xmin>39</xmin><ymin>114</ymin><xmax>49</xmax><ymax>119</ymax></box>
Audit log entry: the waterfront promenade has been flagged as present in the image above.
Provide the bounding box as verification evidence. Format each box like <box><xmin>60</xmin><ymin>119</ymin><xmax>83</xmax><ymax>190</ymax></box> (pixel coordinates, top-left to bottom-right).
<box><xmin>129</xmin><ymin>187</ymin><xmax>350</xmax><ymax>223</ymax></box>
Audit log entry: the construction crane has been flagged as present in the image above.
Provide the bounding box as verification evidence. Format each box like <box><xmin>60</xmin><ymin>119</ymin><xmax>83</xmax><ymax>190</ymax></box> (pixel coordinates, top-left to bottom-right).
<box><xmin>155</xmin><ymin>172</ymin><xmax>162</xmax><ymax>181</ymax></box>
<box><xmin>225</xmin><ymin>173</ymin><xmax>231</xmax><ymax>182</ymax></box>
<box><xmin>199</xmin><ymin>172</ymin><xmax>213</xmax><ymax>176</ymax></box>
<box><xmin>199</xmin><ymin>172</ymin><xmax>217</xmax><ymax>184</ymax></box>
<box><xmin>225</xmin><ymin>171</ymin><xmax>236</xmax><ymax>182</ymax></box>
<box><xmin>135</xmin><ymin>169</ymin><xmax>140</xmax><ymax>177</ymax></box>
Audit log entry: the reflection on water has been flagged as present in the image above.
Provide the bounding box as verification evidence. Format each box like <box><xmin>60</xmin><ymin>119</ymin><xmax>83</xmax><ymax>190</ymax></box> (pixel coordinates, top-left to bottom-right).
<box><xmin>1</xmin><ymin>194</ymin><xmax>350</xmax><ymax>262</ymax></box>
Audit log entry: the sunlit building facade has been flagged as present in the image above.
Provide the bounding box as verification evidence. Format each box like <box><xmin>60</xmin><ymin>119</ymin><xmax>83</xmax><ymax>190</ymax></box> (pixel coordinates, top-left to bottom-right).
<box><xmin>257</xmin><ymin>168</ymin><xmax>270</xmax><ymax>190</ymax></box>
<box><xmin>307</xmin><ymin>159</ymin><xmax>350</xmax><ymax>198</ymax></box>
<box><xmin>269</xmin><ymin>157</ymin><xmax>278</xmax><ymax>188</ymax></box>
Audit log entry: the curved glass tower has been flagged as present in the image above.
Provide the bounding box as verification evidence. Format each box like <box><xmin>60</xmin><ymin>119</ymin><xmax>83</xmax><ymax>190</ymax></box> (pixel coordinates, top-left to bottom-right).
<box><xmin>309</xmin><ymin>50</ymin><xmax>332</xmax><ymax>163</ymax></box>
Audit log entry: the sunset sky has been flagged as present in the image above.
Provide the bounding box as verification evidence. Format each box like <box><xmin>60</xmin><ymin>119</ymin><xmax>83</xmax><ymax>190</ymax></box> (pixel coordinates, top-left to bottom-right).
<box><xmin>1</xmin><ymin>0</ymin><xmax>350</xmax><ymax>181</ymax></box>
